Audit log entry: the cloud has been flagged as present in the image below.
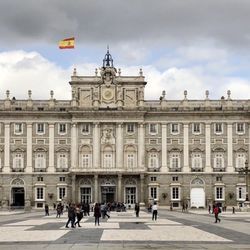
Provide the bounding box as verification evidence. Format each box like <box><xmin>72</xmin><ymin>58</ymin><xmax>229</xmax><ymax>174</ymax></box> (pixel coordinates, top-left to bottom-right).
<box><xmin>0</xmin><ymin>51</ymin><xmax>249</xmax><ymax>102</ymax></box>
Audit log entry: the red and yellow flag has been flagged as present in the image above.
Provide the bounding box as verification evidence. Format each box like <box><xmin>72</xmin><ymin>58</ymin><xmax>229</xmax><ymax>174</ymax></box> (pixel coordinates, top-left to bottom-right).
<box><xmin>59</xmin><ymin>37</ymin><xmax>75</xmax><ymax>49</ymax></box>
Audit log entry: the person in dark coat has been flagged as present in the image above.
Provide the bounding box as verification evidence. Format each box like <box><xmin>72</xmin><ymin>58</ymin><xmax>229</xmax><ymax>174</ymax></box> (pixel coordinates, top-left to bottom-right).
<box><xmin>94</xmin><ymin>203</ymin><xmax>101</xmax><ymax>226</ymax></box>
<box><xmin>45</xmin><ymin>204</ymin><xmax>49</xmax><ymax>216</ymax></box>
<box><xmin>74</xmin><ymin>204</ymin><xmax>83</xmax><ymax>227</ymax></box>
<box><xmin>65</xmin><ymin>204</ymin><xmax>76</xmax><ymax>228</ymax></box>
<box><xmin>135</xmin><ymin>203</ymin><xmax>140</xmax><ymax>217</ymax></box>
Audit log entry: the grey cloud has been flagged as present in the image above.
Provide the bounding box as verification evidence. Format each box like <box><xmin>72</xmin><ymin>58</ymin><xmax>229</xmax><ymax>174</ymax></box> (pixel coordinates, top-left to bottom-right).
<box><xmin>0</xmin><ymin>0</ymin><xmax>250</xmax><ymax>50</ymax></box>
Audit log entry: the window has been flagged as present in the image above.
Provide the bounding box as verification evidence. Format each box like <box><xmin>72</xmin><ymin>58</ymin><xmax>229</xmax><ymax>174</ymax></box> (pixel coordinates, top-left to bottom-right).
<box><xmin>14</xmin><ymin>123</ymin><xmax>23</xmax><ymax>134</ymax></box>
<box><xmin>193</xmin><ymin>123</ymin><xmax>201</xmax><ymax>134</ymax></box>
<box><xmin>59</xmin><ymin>176</ymin><xmax>66</xmax><ymax>182</ymax></box>
<box><xmin>35</xmin><ymin>153</ymin><xmax>46</xmax><ymax>169</ymax></box>
<box><xmin>215</xmin><ymin>187</ymin><xmax>224</xmax><ymax>200</ymax></box>
<box><xmin>82</xmin><ymin>123</ymin><xmax>90</xmax><ymax>134</ymax></box>
<box><xmin>37</xmin><ymin>123</ymin><xmax>45</xmax><ymax>134</ymax></box>
<box><xmin>171</xmin><ymin>187</ymin><xmax>179</xmax><ymax>200</ymax></box>
<box><xmin>58</xmin><ymin>123</ymin><xmax>66</xmax><ymax>134</ymax></box>
<box><xmin>125</xmin><ymin>187</ymin><xmax>136</xmax><ymax>204</ymax></box>
<box><xmin>216</xmin><ymin>176</ymin><xmax>222</xmax><ymax>182</ymax></box>
<box><xmin>171</xmin><ymin>153</ymin><xmax>180</xmax><ymax>169</ymax></box>
<box><xmin>172</xmin><ymin>176</ymin><xmax>178</xmax><ymax>182</ymax></box>
<box><xmin>214</xmin><ymin>153</ymin><xmax>224</xmax><ymax>169</ymax></box>
<box><xmin>236</xmin><ymin>123</ymin><xmax>245</xmax><ymax>134</ymax></box>
<box><xmin>58</xmin><ymin>187</ymin><xmax>66</xmax><ymax>200</ymax></box>
<box><xmin>37</xmin><ymin>176</ymin><xmax>43</xmax><ymax>182</ymax></box>
<box><xmin>236</xmin><ymin>153</ymin><xmax>245</xmax><ymax>169</ymax></box>
<box><xmin>82</xmin><ymin>154</ymin><xmax>91</xmax><ymax>168</ymax></box>
<box><xmin>192</xmin><ymin>153</ymin><xmax>202</xmax><ymax>169</ymax></box>
<box><xmin>171</xmin><ymin>123</ymin><xmax>179</xmax><ymax>134</ymax></box>
<box><xmin>214</xmin><ymin>123</ymin><xmax>223</xmax><ymax>134</ymax></box>
<box><xmin>149</xmin><ymin>153</ymin><xmax>158</xmax><ymax>168</ymax></box>
<box><xmin>127</xmin><ymin>123</ymin><xmax>135</xmax><ymax>133</ymax></box>
<box><xmin>80</xmin><ymin>187</ymin><xmax>91</xmax><ymax>204</ymax></box>
<box><xmin>150</xmin><ymin>176</ymin><xmax>157</xmax><ymax>182</ymax></box>
<box><xmin>13</xmin><ymin>153</ymin><xmax>23</xmax><ymax>169</ymax></box>
<box><xmin>104</xmin><ymin>153</ymin><xmax>113</xmax><ymax>168</ymax></box>
<box><xmin>237</xmin><ymin>186</ymin><xmax>246</xmax><ymax>200</ymax></box>
<box><xmin>57</xmin><ymin>153</ymin><xmax>67</xmax><ymax>169</ymax></box>
<box><xmin>127</xmin><ymin>154</ymin><xmax>135</xmax><ymax>168</ymax></box>
<box><xmin>150</xmin><ymin>187</ymin><xmax>157</xmax><ymax>200</ymax></box>
<box><xmin>36</xmin><ymin>187</ymin><xmax>44</xmax><ymax>200</ymax></box>
<box><xmin>149</xmin><ymin>124</ymin><xmax>157</xmax><ymax>134</ymax></box>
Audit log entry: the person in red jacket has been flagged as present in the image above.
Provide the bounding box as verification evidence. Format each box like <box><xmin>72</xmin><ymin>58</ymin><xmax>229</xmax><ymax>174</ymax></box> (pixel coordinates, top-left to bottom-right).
<box><xmin>213</xmin><ymin>205</ymin><xmax>221</xmax><ymax>223</ymax></box>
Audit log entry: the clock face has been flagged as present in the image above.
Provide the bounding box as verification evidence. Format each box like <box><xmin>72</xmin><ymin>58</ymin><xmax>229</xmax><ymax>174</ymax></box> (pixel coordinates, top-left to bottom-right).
<box><xmin>103</xmin><ymin>88</ymin><xmax>114</xmax><ymax>100</ymax></box>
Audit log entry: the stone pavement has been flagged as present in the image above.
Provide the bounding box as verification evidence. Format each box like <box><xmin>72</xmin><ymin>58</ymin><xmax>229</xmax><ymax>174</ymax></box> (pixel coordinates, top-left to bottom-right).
<box><xmin>0</xmin><ymin>208</ymin><xmax>249</xmax><ymax>249</ymax></box>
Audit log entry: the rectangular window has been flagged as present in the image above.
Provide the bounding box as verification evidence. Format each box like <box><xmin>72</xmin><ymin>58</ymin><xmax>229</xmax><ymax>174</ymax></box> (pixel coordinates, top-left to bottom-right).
<box><xmin>80</xmin><ymin>187</ymin><xmax>91</xmax><ymax>204</ymax></box>
<box><xmin>127</xmin><ymin>154</ymin><xmax>135</xmax><ymax>168</ymax></box>
<box><xmin>14</xmin><ymin>123</ymin><xmax>23</xmax><ymax>134</ymax></box>
<box><xmin>125</xmin><ymin>187</ymin><xmax>136</xmax><ymax>204</ymax></box>
<box><xmin>58</xmin><ymin>187</ymin><xmax>66</xmax><ymax>200</ymax></box>
<box><xmin>171</xmin><ymin>124</ymin><xmax>179</xmax><ymax>134</ymax></box>
<box><xmin>35</xmin><ymin>153</ymin><xmax>46</xmax><ymax>169</ymax></box>
<box><xmin>236</xmin><ymin>123</ymin><xmax>245</xmax><ymax>134</ymax></box>
<box><xmin>215</xmin><ymin>187</ymin><xmax>223</xmax><ymax>200</ymax></box>
<box><xmin>215</xmin><ymin>123</ymin><xmax>223</xmax><ymax>134</ymax></box>
<box><xmin>193</xmin><ymin>123</ymin><xmax>201</xmax><ymax>134</ymax></box>
<box><xmin>58</xmin><ymin>154</ymin><xmax>67</xmax><ymax>169</ymax></box>
<box><xmin>127</xmin><ymin>123</ymin><xmax>135</xmax><ymax>133</ymax></box>
<box><xmin>36</xmin><ymin>187</ymin><xmax>44</xmax><ymax>200</ymax></box>
<box><xmin>172</xmin><ymin>176</ymin><xmax>178</xmax><ymax>182</ymax></box>
<box><xmin>172</xmin><ymin>187</ymin><xmax>179</xmax><ymax>200</ymax></box>
<box><xmin>236</xmin><ymin>153</ymin><xmax>245</xmax><ymax>169</ymax></box>
<box><xmin>149</xmin><ymin>124</ymin><xmax>157</xmax><ymax>134</ymax></box>
<box><xmin>58</xmin><ymin>123</ymin><xmax>66</xmax><ymax>134</ymax></box>
<box><xmin>149</xmin><ymin>153</ymin><xmax>158</xmax><ymax>168</ymax></box>
<box><xmin>237</xmin><ymin>186</ymin><xmax>246</xmax><ymax>200</ymax></box>
<box><xmin>13</xmin><ymin>153</ymin><xmax>23</xmax><ymax>169</ymax></box>
<box><xmin>59</xmin><ymin>176</ymin><xmax>66</xmax><ymax>182</ymax></box>
<box><xmin>171</xmin><ymin>153</ymin><xmax>180</xmax><ymax>168</ymax></box>
<box><xmin>214</xmin><ymin>153</ymin><xmax>224</xmax><ymax>169</ymax></box>
<box><xmin>37</xmin><ymin>123</ymin><xmax>45</xmax><ymax>134</ymax></box>
<box><xmin>82</xmin><ymin>154</ymin><xmax>90</xmax><ymax>168</ymax></box>
<box><xmin>37</xmin><ymin>176</ymin><xmax>43</xmax><ymax>182</ymax></box>
<box><xmin>82</xmin><ymin>123</ymin><xmax>90</xmax><ymax>134</ymax></box>
<box><xmin>150</xmin><ymin>187</ymin><xmax>157</xmax><ymax>199</ymax></box>
<box><xmin>192</xmin><ymin>154</ymin><xmax>202</xmax><ymax>169</ymax></box>
<box><xmin>104</xmin><ymin>153</ymin><xmax>112</xmax><ymax>168</ymax></box>
<box><xmin>150</xmin><ymin>176</ymin><xmax>157</xmax><ymax>182</ymax></box>
<box><xmin>216</xmin><ymin>176</ymin><xmax>222</xmax><ymax>182</ymax></box>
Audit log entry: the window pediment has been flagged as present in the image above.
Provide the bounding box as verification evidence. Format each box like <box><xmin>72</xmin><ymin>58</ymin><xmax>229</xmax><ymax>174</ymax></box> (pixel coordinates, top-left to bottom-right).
<box><xmin>11</xmin><ymin>147</ymin><xmax>25</xmax><ymax>152</ymax></box>
<box><xmin>212</xmin><ymin>147</ymin><xmax>226</xmax><ymax>152</ymax></box>
<box><xmin>33</xmin><ymin>147</ymin><xmax>47</xmax><ymax>152</ymax></box>
<box><xmin>55</xmin><ymin>147</ymin><xmax>70</xmax><ymax>152</ymax></box>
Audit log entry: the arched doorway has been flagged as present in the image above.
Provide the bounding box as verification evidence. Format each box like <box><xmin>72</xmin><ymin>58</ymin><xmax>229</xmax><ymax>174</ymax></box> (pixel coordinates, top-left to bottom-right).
<box><xmin>190</xmin><ymin>178</ymin><xmax>205</xmax><ymax>208</ymax></box>
<box><xmin>11</xmin><ymin>178</ymin><xmax>25</xmax><ymax>208</ymax></box>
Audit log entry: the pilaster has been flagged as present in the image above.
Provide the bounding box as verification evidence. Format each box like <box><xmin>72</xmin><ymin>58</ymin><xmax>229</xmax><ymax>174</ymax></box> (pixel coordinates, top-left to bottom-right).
<box><xmin>205</xmin><ymin>123</ymin><xmax>212</xmax><ymax>172</ymax></box>
<box><xmin>161</xmin><ymin>123</ymin><xmax>168</xmax><ymax>172</ymax></box>
<box><xmin>94</xmin><ymin>174</ymin><xmax>98</xmax><ymax>203</ymax></box>
<box><xmin>26</xmin><ymin>123</ymin><xmax>33</xmax><ymax>173</ymax></box>
<box><xmin>116</xmin><ymin>123</ymin><xmax>123</xmax><ymax>169</ymax></box>
<box><xmin>93</xmin><ymin>122</ymin><xmax>100</xmax><ymax>169</ymax></box>
<box><xmin>71</xmin><ymin>123</ymin><xmax>78</xmax><ymax>170</ymax></box>
<box><xmin>118</xmin><ymin>174</ymin><xmax>122</xmax><ymax>202</ymax></box>
<box><xmin>183</xmin><ymin>123</ymin><xmax>189</xmax><ymax>172</ymax></box>
<box><xmin>48</xmin><ymin>123</ymin><xmax>55</xmax><ymax>173</ymax></box>
<box><xmin>3</xmin><ymin>123</ymin><xmax>10</xmax><ymax>173</ymax></box>
<box><xmin>138</xmin><ymin>123</ymin><xmax>145</xmax><ymax>170</ymax></box>
<box><xmin>227</xmin><ymin>123</ymin><xmax>233</xmax><ymax>172</ymax></box>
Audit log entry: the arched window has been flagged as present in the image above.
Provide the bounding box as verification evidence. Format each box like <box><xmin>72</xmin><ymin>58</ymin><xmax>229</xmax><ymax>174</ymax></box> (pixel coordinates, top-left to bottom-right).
<box><xmin>13</xmin><ymin>153</ymin><xmax>24</xmax><ymax>169</ymax></box>
<box><xmin>103</xmin><ymin>146</ymin><xmax>113</xmax><ymax>168</ymax></box>
<box><xmin>192</xmin><ymin>153</ymin><xmax>202</xmax><ymax>169</ymax></box>
<box><xmin>125</xmin><ymin>145</ymin><xmax>137</xmax><ymax>169</ymax></box>
<box><xmin>80</xmin><ymin>146</ymin><xmax>92</xmax><ymax>168</ymax></box>
<box><xmin>236</xmin><ymin>153</ymin><xmax>245</xmax><ymax>169</ymax></box>
<box><xmin>214</xmin><ymin>153</ymin><xmax>224</xmax><ymax>169</ymax></box>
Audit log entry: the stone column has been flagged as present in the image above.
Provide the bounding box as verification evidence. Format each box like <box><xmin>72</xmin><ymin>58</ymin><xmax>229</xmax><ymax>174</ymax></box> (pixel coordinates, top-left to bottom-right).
<box><xmin>138</xmin><ymin>123</ymin><xmax>145</xmax><ymax>170</ymax></box>
<box><xmin>116</xmin><ymin>123</ymin><xmax>123</xmax><ymax>169</ymax></box>
<box><xmin>183</xmin><ymin>123</ymin><xmax>189</xmax><ymax>172</ymax></box>
<box><xmin>93</xmin><ymin>123</ymin><xmax>100</xmax><ymax>169</ymax></box>
<box><xmin>205</xmin><ymin>123</ymin><xmax>212</xmax><ymax>172</ymax></box>
<box><xmin>3</xmin><ymin>123</ymin><xmax>10</xmax><ymax>173</ymax></box>
<box><xmin>118</xmin><ymin>174</ymin><xmax>122</xmax><ymax>202</ymax></box>
<box><xmin>71</xmin><ymin>123</ymin><xmax>77</xmax><ymax>170</ymax></box>
<box><xmin>26</xmin><ymin>123</ymin><xmax>33</xmax><ymax>173</ymax></box>
<box><xmin>161</xmin><ymin>123</ymin><xmax>168</xmax><ymax>172</ymax></box>
<box><xmin>48</xmin><ymin>123</ymin><xmax>55</xmax><ymax>173</ymax></box>
<box><xmin>94</xmin><ymin>174</ymin><xmax>98</xmax><ymax>203</ymax></box>
<box><xmin>227</xmin><ymin>123</ymin><xmax>233</xmax><ymax>172</ymax></box>
<box><xmin>71</xmin><ymin>174</ymin><xmax>76</xmax><ymax>203</ymax></box>
<box><xmin>139</xmin><ymin>174</ymin><xmax>145</xmax><ymax>206</ymax></box>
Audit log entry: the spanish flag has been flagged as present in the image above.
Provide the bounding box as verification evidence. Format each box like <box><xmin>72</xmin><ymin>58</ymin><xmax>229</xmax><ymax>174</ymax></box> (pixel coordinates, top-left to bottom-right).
<box><xmin>59</xmin><ymin>37</ymin><xmax>75</xmax><ymax>49</ymax></box>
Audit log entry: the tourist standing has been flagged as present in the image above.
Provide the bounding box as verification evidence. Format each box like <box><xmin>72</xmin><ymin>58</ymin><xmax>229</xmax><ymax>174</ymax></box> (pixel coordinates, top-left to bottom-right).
<box><xmin>94</xmin><ymin>203</ymin><xmax>101</xmax><ymax>226</ymax></box>
<box><xmin>45</xmin><ymin>204</ymin><xmax>49</xmax><ymax>216</ymax></box>
<box><xmin>135</xmin><ymin>203</ymin><xmax>140</xmax><ymax>217</ymax></box>
<box><xmin>152</xmin><ymin>201</ymin><xmax>158</xmax><ymax>221</ymax></box>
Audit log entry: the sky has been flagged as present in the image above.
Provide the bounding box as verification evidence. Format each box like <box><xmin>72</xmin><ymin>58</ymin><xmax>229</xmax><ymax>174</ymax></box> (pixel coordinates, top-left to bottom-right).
<box><xmin>0</xmin><ymin>0</ymin><xmax>250</xmax><ymax>101</ymax></box>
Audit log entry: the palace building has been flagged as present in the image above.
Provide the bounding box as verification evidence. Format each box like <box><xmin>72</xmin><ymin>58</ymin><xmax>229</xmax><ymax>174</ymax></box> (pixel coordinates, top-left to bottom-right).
<box><xmin>0</xmin><ymin>50</ymin><xmax>249</xmax><ymax>210</ymax></box>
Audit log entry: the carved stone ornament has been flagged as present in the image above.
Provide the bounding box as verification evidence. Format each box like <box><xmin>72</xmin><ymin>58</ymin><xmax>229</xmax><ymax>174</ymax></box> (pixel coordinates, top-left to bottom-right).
<box><xmin>11</xmin><ymin>178</ymin><xmax>25</xmax><ymax>186</ymax></box>
<box><xmin>100</xmin><ymin>67</ymin><xmax>117</xmax><ymax>86</ymax></box>
<box><xmin>79</xmin><ymin>178</ymin><xmax>92</xmax><ymax>186</ymax></box>
<box><xmin>191</xmin><ymin>178</ymin><xmax>204</xmax><ymax>185</ymax></box>
<box><xmin>101</xmin><ymin>126</ymin><xmax>115</xmax><ymax>144</ymax></box>
<box><xmin>100</xmin><ymin>177</ymin><xmax>116</xmax><ymax>186</ymax></box>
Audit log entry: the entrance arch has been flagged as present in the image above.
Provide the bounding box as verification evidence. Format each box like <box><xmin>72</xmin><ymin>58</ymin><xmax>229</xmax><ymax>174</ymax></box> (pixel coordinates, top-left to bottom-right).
<box><xmin>190</xmin><ymin>178</ymin><xmax>205</xmax><ymax>208</ymax></box>
<box><xmin>11</xmin><ymin>178</ymin><xmax>25</xmax><ymax>208</ymax></box>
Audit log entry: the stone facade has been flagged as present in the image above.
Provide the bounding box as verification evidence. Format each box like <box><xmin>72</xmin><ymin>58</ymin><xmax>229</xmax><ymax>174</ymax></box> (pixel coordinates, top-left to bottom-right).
<box><xmin>0</xmin><ymin>50</ymin><xmax>249</xmax><ymax>209</ymax></box>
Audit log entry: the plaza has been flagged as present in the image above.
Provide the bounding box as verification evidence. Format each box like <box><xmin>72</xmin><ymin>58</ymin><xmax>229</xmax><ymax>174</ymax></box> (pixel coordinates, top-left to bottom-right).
<box><xmin>0</xmin><ymin>208</ymin><xmax>249</xmax><ymax>249</ymax></box>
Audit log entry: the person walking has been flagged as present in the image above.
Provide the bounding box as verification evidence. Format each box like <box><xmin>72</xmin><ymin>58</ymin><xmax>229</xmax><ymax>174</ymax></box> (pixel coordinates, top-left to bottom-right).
<box><xmin>152</xmin><ymin>201</ymin><xmax>158</xmax><ymax>221</ymax></box>
<box><xmin>74</xmin><ymin>204</ymin><xmax>83</xmax><ymax>227</ymax></box>
<box><xmin>45</xmin><ymin>204</ymin><xmax>49</xmax><ymax>216</ymax></box>
<box><xmin>213</xmin><ymin>205</ymin><xmax>221</xmax><ymax>223</ymax></box>
<box><xmin>94</xmin><ymin>203</ymin><xmax>101</xmax><ymax>226</ymax></box>
<box><xmin>135</xmin><ymin>203</ymin><xmax>140</xmax><ymax>217</ymax></box>
<box><xmin>65</xmin><ymin>204</ymin><xmax>76</xmax><ymax>228</ymax></box>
